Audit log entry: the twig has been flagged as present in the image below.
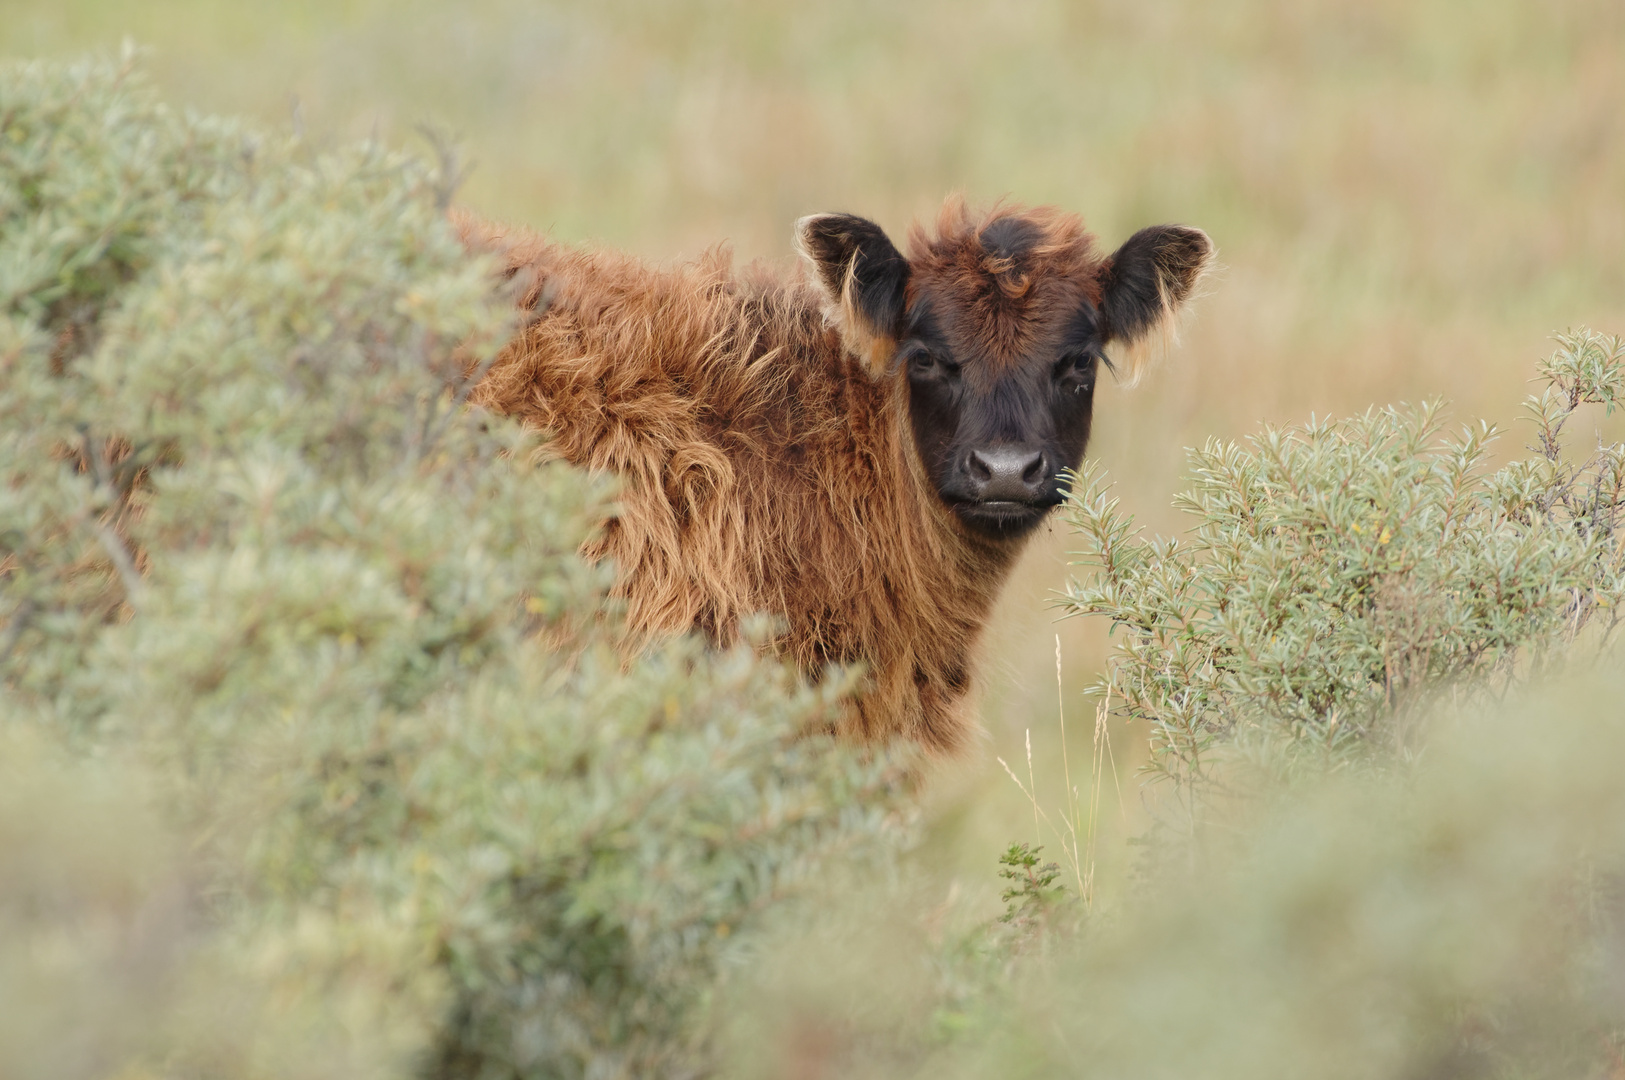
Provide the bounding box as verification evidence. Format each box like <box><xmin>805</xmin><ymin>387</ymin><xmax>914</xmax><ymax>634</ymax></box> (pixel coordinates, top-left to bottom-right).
<box><xmin>94</xmin><ymin>521</ymin><xmax>143</xmax><ymax>605</ymax></box>
<box><xmin>1055</xmin><ymin>636</ymin><xmax>1086</xmax><ymax>900</ymax></box>
<box><xmin>0</xmin><ymin>598</ymin><xmax>37</xmax><ymax>668</ymax></box>
<box><xmin>415</xmin><ymin>123</ymin><xmax>474</xmax><ymax>211</ymax></box>
<box><xmin>1026</xmin><ymin>728</ymin><xmax>1040</xmax><ymax>845</ymax></box>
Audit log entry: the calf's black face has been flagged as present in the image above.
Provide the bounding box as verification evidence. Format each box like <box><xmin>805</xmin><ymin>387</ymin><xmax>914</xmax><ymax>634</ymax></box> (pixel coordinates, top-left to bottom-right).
<box><xmin>897</xmin><ymin>270</ymin><xmax>1104</xmax><ymax>538</ymax></box>
<box><xmin>798</xmin><ymin>204</ymin><xmax>1212</xmax><ymax>542</ymax></box>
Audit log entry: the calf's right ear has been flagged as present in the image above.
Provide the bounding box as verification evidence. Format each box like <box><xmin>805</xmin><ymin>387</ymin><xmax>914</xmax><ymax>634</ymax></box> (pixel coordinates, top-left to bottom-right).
<box><xmin>796</xmin><ymin>213</ymin><xmax>911</xmax><ymax>379</ymax></box>
<box><xmin>1097</xmin><ymin>225</ymin><xmax>1213</xmax><ymax>385</ymax></box>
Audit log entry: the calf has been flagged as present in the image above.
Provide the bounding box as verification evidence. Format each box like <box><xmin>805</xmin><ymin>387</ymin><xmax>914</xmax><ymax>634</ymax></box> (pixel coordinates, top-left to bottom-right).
<box><xmin>459</xmin><ymin>198</ymin><xmax>1210</xmax><ymax>752</ymax></box>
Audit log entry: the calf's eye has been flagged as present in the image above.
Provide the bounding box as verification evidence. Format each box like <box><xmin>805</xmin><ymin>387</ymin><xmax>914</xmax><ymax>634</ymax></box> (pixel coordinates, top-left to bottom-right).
<box><xmin>909</xmin><ymin>352</ymin><xmax>960</xmax><ymax>380</ymax></box>
<box><xmin>1059</xmin><ymin>355</ymin><xmax>1096</xmax><ymax>393</ymax></box>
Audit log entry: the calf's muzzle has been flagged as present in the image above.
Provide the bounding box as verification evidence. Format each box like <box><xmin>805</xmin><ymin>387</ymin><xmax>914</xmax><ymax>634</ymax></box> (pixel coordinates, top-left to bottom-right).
<box><xmin>964</xmin><ymin>446</ymin><xmax>1049</xmax><ymax>503</ymax></box>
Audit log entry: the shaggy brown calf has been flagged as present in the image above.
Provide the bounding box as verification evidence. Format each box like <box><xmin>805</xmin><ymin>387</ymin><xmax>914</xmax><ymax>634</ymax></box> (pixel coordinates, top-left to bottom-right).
<box><xmin>458</xmin><ymin>198</ymin><xmax>1210</xmax><ymax>753</ymax></box>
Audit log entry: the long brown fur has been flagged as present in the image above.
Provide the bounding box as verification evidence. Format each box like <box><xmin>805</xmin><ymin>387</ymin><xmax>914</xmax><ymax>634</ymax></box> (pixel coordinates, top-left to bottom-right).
<box><xmin>455</xmin><ymin>201</ymin><xmax>1188</xmax><ymax>753</ymax></box>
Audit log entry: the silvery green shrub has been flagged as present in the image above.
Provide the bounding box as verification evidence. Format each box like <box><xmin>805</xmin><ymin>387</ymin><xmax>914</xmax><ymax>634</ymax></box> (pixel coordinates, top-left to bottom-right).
<box><xmin>1</xmin><ymin>53</ymin><xmax>905</xmax><ymax>1080</ymax></box>
<box><xmin>721</xmin><ymin>667</ymin><xmax>1625</xmax><ymax>1080</ymax></box>
<box><xmin>1062</xmin><ymin>330</ymin><xmax>1625</xmax><ymax>802</ymax></box>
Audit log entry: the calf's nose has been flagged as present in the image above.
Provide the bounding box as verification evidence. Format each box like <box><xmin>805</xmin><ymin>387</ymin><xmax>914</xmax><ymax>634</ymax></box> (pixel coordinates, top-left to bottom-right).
<box><xmin>966</xmin><ymin>446</ymin><xmax>1047</xmax><ymax>501</ymax></box>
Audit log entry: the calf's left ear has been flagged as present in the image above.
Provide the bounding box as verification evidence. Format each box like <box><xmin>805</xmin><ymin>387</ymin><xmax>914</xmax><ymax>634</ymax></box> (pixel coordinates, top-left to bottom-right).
<box><xmin>1097</xmin><ymin>225</ymin><xmax>1213</xmax><ymax>384</ymax></box>
<box><xmin>796</xmin><ymin>213</ymin><xmax>910</xmax><ymax>380</ymax></box>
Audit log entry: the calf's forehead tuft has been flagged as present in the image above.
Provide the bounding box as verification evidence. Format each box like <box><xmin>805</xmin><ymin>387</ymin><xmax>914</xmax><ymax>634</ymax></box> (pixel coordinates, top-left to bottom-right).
<box><xmin>903</xmin><ymin>200</ymin><xmax>1103</xmax><ymax>371</ymax></box>
<box><xmin>908</xmin><ymin>201</ymin><xmax>1100</xmax><ymax>280</ymax></box>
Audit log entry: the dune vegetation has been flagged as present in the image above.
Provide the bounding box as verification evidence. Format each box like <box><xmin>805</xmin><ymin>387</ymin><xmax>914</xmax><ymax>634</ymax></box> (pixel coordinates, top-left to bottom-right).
<box><xmin>4</xmin><ymin>4</ymin><xmax>1625</xmax><ymax>1076</ymax></box>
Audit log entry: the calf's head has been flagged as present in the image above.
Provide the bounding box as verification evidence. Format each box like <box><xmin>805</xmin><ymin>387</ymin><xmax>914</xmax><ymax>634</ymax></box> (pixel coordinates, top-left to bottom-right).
<box><xmin>798</xmin><ymin>200</ymin><xmax>1211</xmax><ymax>541</ymax></box>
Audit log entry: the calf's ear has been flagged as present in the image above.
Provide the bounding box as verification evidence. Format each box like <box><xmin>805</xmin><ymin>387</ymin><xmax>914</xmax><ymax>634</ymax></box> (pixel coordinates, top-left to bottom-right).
<box><xmin>796</xmin><ymin>213</ymin><xmax>910</xmax><ymax>379</ymax></box>
<box><xmin>1097</xmin><ymin>225</ymin><xmax>1213</xmax><ymax>385</ymax></box>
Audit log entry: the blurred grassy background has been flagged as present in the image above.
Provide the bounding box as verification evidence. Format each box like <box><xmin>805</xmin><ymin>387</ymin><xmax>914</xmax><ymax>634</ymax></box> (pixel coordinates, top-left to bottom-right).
<box><xmin>9</xmin><ymin>0</ymin><xmax>1624</xmax><ymax>902</ymax></box>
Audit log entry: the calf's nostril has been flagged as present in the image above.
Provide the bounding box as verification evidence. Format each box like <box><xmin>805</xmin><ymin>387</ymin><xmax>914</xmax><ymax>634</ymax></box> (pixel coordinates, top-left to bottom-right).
<box><xmin>1020</xmin><ymin>452</ymin><xmax>1046</xmax><ymax>486</ymax></box>
<box><xmin>967</xmin><ymin>450</ymin><xmax>994</xmax><ymax>483</ymax></box>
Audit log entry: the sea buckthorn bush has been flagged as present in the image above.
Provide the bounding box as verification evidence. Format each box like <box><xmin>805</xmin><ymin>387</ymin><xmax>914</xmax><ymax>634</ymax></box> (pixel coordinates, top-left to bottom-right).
<box><xmin>1063</xmin><ymin>329</ymin><xmax>1625</xmax><ymax>802</ymax></box>
<box><xmin>0</xmin><ymin>53</ymin><xmax>904</xmax><ymax>1080</ymax></box>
